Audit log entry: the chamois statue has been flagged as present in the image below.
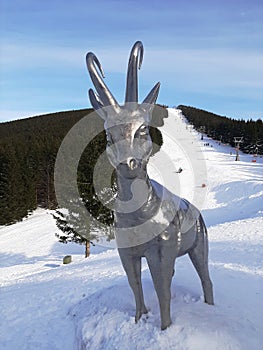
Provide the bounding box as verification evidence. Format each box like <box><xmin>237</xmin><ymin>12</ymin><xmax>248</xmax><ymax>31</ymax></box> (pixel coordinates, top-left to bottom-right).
<box><xmin>86</xmin><ymin>41</ymin><xmax>214</xmax><ymax>330</ymax></box>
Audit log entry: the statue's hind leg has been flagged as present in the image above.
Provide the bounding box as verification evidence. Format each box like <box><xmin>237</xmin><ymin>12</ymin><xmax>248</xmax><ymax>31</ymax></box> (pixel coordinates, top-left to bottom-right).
<box><xmin>188</xmin><ymin>219</ymin><xmax>214</xmax><ymax>305</ymax></box>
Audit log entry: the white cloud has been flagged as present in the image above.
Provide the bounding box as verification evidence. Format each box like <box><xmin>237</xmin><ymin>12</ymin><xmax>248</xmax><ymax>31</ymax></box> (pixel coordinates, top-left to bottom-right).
<box><xmin>0</xmin><ymin>42</ymin><xmax>87</xmax><ymax>69</ymax></box>
<box><xmin>1</xmin><ymin>41</ymin><xmax>262</xmax><ymax>121</ymax></box>
<box><xmin>2</xmin><ymin>41</ymin><xmax>262</xmax><ymax>89</ymax></box>
<box><xmin>134</xmin><ymin>48</ymin><xmax>263</xmax><ymax>101</ymax></box>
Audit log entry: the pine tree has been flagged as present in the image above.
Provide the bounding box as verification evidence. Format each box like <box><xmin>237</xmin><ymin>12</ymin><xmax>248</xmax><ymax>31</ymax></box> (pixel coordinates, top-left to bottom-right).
<box><xmin>53</xmin><ymin>198</ymin><xmax>114</xmax><ymax>258</ymax></box>
<box><xmin>53</xmin><ymin>208</ymin><xmax>92</xmax><ymax>258</ymax></box>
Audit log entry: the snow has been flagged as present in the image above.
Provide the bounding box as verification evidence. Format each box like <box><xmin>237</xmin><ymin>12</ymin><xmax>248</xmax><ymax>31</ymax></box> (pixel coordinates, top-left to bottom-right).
<box><xmin>1</xmin><ymin>108</ymin><xmax>263</xmax><ymax>349</ymax></box>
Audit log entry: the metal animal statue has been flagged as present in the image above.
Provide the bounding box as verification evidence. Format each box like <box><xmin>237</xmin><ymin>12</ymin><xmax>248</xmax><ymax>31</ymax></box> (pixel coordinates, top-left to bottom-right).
<box><xmin>86</xmin><ymin>41</ymin><xmax>214</xmax><ymax>330</ymax></box>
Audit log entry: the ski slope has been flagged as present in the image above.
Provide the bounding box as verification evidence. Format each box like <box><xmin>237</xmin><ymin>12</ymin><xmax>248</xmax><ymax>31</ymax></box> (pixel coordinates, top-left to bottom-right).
<box><xmin>1</xmin><ymin>109</ymin><xmax>262</xmax><ymax>350</ymax></box>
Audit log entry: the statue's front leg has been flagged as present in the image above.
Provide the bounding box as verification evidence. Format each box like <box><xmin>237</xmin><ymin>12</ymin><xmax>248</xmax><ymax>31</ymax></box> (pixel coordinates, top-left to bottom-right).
<box><xmin>146</xmin><ymin>246</ymin><xmax>176</xmax><ymax>330</ymax></box>
<box><xmin>118</xmin><ymin>249</ymin><xmax>148</xmax><ymax>322</ymax></box>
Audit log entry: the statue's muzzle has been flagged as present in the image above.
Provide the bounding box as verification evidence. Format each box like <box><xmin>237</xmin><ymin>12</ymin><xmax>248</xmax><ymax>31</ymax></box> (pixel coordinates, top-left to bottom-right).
<box><xmin>117</xmin><ymin>157</ymin><xmax>141</xmax><ymax>177</ymax></box>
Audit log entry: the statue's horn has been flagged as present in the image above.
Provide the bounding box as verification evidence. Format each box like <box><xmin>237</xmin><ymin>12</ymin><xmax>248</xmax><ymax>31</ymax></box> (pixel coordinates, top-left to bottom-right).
<box><xmin>86</xmin><ymin>52</ymin><xmax>120</xmax><ymax>111</ymax></box>
<box><xmin>125</xmin><ymin>41</ymin><xmax>143</xmax><ymax>105</ymax></box>
<box><xmin>88</xmin><ymin>89</ymin><xmax>107</xmax><ymax>119</ymax></box>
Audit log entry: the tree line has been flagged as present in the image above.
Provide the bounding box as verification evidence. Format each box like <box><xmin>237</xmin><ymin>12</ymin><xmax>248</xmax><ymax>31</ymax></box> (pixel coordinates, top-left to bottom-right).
<box><xmin>178</xmin><ymin>105</ymin><xmax>263</xmax><ymax>155</ymax></box>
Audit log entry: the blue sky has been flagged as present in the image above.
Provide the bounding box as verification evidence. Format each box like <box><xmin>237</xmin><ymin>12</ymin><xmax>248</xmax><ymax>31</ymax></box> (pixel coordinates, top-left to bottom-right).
<box><xmin>1</xmin><ymin>0</ymin><xmax>263</xmax><ymax>122</ymax></box>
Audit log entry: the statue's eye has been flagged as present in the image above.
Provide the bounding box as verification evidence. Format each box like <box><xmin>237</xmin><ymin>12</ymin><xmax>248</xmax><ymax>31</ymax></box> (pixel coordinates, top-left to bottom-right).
<box><xmin>106</xmin><ymin>135</ymin><xmax>113</xmax><ymax>147</ymax></box>
<box><xmin>107</xmin><ymin>139</ymin><xmax>113</xmax><ymax>147</ymax></box>
<box><xmin>138</xmin><ymin>125</ymin><xmax>148</xmax><ymax>136</ymax></box>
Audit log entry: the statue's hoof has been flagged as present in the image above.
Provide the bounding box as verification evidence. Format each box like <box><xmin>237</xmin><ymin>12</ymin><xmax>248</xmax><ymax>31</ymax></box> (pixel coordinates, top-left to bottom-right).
<box><xmin>205</xmin><ymin>296</ymin><xmax>214</xmax><ymax>305</ymax></box>
<box><xmin>135</xmin><ymin>308</ymin><xmax>148</xmax><ymax>323</ymax></box>
<box><xmin>161</xmin><ymin>320</ymin><xmax>172</xmax><ymax>331</ymax></box>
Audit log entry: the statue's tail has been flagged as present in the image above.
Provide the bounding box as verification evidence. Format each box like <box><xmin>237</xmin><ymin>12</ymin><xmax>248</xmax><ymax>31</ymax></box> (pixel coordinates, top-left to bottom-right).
<box><xmin>198</xmin><ymin>214</ymin><xmax>208</xmax><ymax>237</ymax></box>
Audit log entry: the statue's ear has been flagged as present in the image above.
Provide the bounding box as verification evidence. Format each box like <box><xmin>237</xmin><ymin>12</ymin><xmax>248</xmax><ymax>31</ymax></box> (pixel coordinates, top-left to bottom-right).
<box><xmin>143</xmin><ymin>82</ymin><xmax>160</xmax><ymax>105</ymax></box>
<box><xmin>151</xmin><ymin>104</ymin><xmax>168</xmax><ymax>127</ymax></box>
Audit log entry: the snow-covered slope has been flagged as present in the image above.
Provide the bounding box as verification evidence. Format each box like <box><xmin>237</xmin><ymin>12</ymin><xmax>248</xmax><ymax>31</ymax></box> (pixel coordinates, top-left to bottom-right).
<box><xmin>1</xmin><ymin>109</ymin><xmax>262</xmax><ymax>350</ymax></box>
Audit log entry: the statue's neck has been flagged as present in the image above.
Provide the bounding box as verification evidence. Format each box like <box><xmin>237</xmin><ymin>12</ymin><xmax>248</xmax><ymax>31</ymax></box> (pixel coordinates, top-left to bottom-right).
<box><xmin>115</xmin><ymin>166</ymin><xmax>160</xmax><ymax>222</ymax></box>
<box><xmin>116</xmin><ymin>165</ymin><xmax>152</xmax><ymax>200</ymax></box>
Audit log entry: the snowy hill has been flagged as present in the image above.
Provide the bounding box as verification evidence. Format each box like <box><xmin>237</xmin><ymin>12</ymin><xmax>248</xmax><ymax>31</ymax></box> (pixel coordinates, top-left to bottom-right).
<box><xmin>1</xmin><ymin>108</ymin><xmax>262</xmax><ymax>350</ymax></box>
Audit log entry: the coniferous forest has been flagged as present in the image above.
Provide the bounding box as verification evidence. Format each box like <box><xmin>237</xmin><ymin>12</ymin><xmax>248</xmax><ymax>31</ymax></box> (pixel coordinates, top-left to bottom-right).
<box><xmin>178</xmin><ymin>105</ymin><xmax>263</xmax><ymax>155</ymax></box>
<box><xmin>0</xmin><ymin>109</ymin><xmax>91</xmax><ymax>225</ymax></box>
<box><xmin>0</xmin><ymin>105</ymin><xmax>167</xmax><ymax>227</ymax></box>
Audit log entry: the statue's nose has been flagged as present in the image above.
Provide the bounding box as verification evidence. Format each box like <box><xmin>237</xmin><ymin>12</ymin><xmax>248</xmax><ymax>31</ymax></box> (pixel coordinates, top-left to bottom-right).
<box><xmin>127</xmin><ymin>157</ymin><xmax>138</xmax><ymax>170</ymax></box>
